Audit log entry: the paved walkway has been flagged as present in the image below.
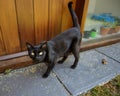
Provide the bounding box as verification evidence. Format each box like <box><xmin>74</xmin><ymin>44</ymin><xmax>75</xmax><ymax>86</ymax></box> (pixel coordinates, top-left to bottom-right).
<box><xmin>0</xmin><ymin>43</ymin><xmax>120</xmax><ymax>96</ymax></box>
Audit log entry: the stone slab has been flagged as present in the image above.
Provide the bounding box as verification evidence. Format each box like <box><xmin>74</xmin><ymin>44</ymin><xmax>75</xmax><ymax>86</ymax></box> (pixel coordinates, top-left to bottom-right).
<box><xmin>96</xmin><ymin>43</ymin><xmax>120</xmax><ymax>62</ymax></box>
<box><xmin>0</xmin><ymin>64</ymin><xmax>69</xmax><ymax>96</ymax></box>
<box><xmin>53</xmin><ymin>50</ymin><xmax>120</xmax><ymax>96</ymax></box>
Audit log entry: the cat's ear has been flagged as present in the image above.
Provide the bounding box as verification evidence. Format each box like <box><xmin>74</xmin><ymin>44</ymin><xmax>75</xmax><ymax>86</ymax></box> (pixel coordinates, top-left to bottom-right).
<box><xmin>26</xmin><ymin>42</ymin><xmax>33</xmax><ymax>50</ymax></box>
<box><xmin>41</xmin><ymin>41</ymin><xmax>47</xmax><ymax>49</ymax></box>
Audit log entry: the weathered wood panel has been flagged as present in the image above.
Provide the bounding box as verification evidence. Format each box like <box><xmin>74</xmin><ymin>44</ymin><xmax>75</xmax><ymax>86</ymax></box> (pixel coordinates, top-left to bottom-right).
<box><xmin>0</xmin><ymin>27</ymin><xmax>6</xmax><ymax>55</ymax></box>
<box><xmin>61</xmin><ymin>0</ymin><xmax>76</xmax><ymax>32</ymax></box>
<box><xmin>34</xmin><ymin>0</ymin><xmax>49</xmax><ymax>44</ymax></box>
<box><xmin>80</xmin><ymin>0</ymin><xmax>89</xmax><ymax>32</ymax></box>
<box><xmin>16</xmin><ymin>0</ymin><xmax>35</xmax><ymax>50</ymax></box>
<box><xmin>49</xmin><ymin>0</ymin><xmax>63</xmax><ymax>39</ymax></box>
<box><xmin>0</xmin><ymin>0</ymin><xmax>83</xmax><ymax>56</ymax></box>
<box><xmin>75</xmin><ymin>0</ymin><xmax>89</xmax><ymax>32</ymax></box>
<box><xmin>0</xmin><ymin>0</ymin><xmax>21</xmax><ymax>54</ymax></box>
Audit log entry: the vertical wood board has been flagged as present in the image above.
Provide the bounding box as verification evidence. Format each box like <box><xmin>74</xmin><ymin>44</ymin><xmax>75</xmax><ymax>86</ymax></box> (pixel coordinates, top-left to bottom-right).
<box><xmin>16</xmin><ymin>0</ymin><xmax>35</xmax><ymax>50</ymax></box>
<box><xmin>0</xmin><ymin>0</ymin><xmax>21</xmax><ymax>54</ymax></box>
<box><xmin>49</xmin><ymin>0</ymin><xmax>63</xmax><ymax>39</ymax></box>
<box><xmin>0</xmin><ymin>27</ymin><xmax>6</xmax><ymax>55</ymax></box>
<box><xmin>61</xmin><ymin>0</ymin><xmax>76</xmax><ymax>32</ymax></box>
<box><xmin>34</xmin><ymin>0</ymin><xmax>49</xmax><ymax>44</ymax></box>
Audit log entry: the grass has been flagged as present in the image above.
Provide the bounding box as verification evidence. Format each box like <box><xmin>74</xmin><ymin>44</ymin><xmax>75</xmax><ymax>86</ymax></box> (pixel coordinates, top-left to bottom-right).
<box><xmin>81</xmin><ymin>75</ymin><xmax>120</xmax><ymax>96</ymax></box>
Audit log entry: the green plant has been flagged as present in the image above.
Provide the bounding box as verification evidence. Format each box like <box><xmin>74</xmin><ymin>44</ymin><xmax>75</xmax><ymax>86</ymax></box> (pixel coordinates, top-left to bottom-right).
<box><xmin>116</xmin><ymin>21</ymin><xmax>120</xmax><ymax>26</ymax></box>
<box><xmin>90</xmin><ymin>29</ymin><xmax>97</xmax><ymax>38</ymax></box>
<box><xmin>102</xmin><ymin>22</ymin><xmax>117</xmax><ymax>28</ymax></box>
<box><xmin>4</xmin><ymin>69</ymin><xmax>13</xmax><ymax>74</ymax></box>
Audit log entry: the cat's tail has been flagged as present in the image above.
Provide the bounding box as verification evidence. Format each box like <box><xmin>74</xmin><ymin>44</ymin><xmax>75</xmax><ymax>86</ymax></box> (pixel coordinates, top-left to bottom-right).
<box><xmin>68</xmin><ymin>2</ymin><xmax>80</xmax><ymax>30</ymax></box>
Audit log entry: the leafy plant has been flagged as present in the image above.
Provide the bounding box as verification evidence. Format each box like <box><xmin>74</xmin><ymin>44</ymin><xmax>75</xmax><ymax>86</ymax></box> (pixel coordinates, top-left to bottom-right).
<box><xmin>4</xmin><ymin>69</ymin><xmax>13</xmax><ymax>74</ymax></box>
<box><xmin>102</xmin><ymin>22</ymin><xmax>117</xmax><ymax>28</ymax></box>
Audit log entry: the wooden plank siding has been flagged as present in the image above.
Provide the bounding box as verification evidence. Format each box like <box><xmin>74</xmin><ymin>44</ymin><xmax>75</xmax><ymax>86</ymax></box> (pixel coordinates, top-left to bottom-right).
<box><xmin>49</xmin><ymin>0</ymin><xmax>63</xmax><ymax>39</ymax></box>
<box><xmin>34</xmin><ymin>0</ymin><xmax>49</xmax><ymax>44</ymax></box>
<box><xmin>0</xmin><ymin>26</ymin><xmax>6</xmax><ymax>55</ymax></box>
<box><xmin>75</xmin><ymin>0</ymin><xmax>89</xmax><ymax>32</ymax></box>
<box><xmin>0</xmin><ymin>0</ymin><xmax>21</xmax><ymax>54</ymax></box>
<box><xmin>0</xmin><ymin>0</ymin><xmax>83</xmax><ymax>56</ymax></box>
<box><xmin>61</xmin><ymin>0</ymin><xmax>76</xmax><ymax>32</ymax></box>
<box><xmin>15</xmin><ymin>0</ymin><xmax>35</xmax><ymax>50</ymax></box>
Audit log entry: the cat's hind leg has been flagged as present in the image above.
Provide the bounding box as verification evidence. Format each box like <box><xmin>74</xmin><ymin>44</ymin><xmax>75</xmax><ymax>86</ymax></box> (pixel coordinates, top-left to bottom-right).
<box><xmin>71</xmin><ymin>40</ymin><xmax>80</xmax><ymax>69</ymax></box>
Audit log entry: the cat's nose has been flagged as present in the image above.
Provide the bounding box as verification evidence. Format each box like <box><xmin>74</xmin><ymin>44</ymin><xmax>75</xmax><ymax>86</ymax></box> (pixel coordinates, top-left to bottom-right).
<box><xmin>36</xmin><ymin>57</ymin><xmax>40</xmax><ymax>60</ymax></box>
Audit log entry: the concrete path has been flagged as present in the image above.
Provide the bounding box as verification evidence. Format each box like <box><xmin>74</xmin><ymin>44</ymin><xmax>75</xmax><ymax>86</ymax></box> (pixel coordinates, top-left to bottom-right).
<box><xmin>0</xmin><ymin>43</ymin><xmax>120</xmax><ymax>96</ymax></box>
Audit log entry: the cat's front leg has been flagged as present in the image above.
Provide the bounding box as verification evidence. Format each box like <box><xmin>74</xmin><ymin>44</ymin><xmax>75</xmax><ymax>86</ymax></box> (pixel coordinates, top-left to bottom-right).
<box><xmin>42</xmin><ymin>62</ymin><xmax>55</xmax><ymax>78</ymax></box>
<box><xmin>58</xmin><ymin>55</ymin><xmax>68</xmax><ymax>64</ymax></box>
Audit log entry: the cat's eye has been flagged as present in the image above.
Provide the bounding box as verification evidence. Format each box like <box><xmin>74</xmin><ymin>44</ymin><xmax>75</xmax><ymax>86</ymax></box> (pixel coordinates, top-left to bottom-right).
<box><xmin>39</xmin><ymin>52</ymin><xmax>43</xmax><ymax>56</ymax></box>
<box><xmin>31</xmin><ymin>52</ymin><xmax>35</xmax><ymax>56</ymax></box>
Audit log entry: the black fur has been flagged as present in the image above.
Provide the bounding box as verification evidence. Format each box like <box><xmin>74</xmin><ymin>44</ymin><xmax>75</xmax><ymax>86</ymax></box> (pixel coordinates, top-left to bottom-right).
<box><xmin>26</xmin><ymin>2</ymin><xmax>82</xmax><ymax>78</ymax></box>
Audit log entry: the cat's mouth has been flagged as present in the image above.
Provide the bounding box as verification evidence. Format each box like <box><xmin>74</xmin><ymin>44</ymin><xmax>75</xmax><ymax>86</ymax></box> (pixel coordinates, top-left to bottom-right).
<box><xmin>32</xmin><ymin>59</ymin><xmax>40</xmax><ymax>64</ymax></box>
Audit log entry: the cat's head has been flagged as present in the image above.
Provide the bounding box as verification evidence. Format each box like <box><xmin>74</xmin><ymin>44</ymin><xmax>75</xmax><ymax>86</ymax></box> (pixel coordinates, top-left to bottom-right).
<box><xmin>26</xmin><ymin>41</ymin><xmax>47</xmax><ymax>62</ymax></box>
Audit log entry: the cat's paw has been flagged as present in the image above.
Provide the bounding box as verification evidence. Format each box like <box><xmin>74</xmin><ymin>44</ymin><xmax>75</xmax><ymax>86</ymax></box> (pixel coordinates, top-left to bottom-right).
<box><xmin>42</xmin><ymin>73</ymin><xmax>49</xmax><ymax>78</ymax></box>
<box><xmin>70</xmin><ymin>65</ymin><xmax>76</xmax><ymax>69</ymax></box>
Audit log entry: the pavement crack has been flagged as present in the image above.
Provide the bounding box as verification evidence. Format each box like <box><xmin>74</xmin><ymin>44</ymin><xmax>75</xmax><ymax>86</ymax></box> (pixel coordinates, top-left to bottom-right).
<box><xmin>52</xmin><ymin>71</ymin><xmax>72</xmax><ymax>96</ymax></box>
<box><xmin>95</xmin><ymin>49</ymin><xmax>120</xmax><ymax>63</ymax></box>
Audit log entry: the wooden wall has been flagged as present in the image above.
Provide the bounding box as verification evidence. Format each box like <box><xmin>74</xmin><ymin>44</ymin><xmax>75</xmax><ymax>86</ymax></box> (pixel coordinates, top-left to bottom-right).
<box><xmin>0</xmin><ymin>0</ymin><xmax>77</xmax><ymax>56</ymax></box>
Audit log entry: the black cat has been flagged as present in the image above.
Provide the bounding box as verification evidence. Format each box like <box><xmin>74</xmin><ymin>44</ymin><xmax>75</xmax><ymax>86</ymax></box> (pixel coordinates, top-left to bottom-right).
<box><xmin>26</xmin><ymin>2</ymin><xmax>82</xmax><ymax>78</ymax></box>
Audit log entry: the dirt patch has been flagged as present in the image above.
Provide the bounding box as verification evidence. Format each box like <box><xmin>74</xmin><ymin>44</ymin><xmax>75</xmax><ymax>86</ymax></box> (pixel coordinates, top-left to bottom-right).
<box><xmin>82</xmin><ymin>75</ymin><xmax>120</xmax><ymax>96</ymax></box>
